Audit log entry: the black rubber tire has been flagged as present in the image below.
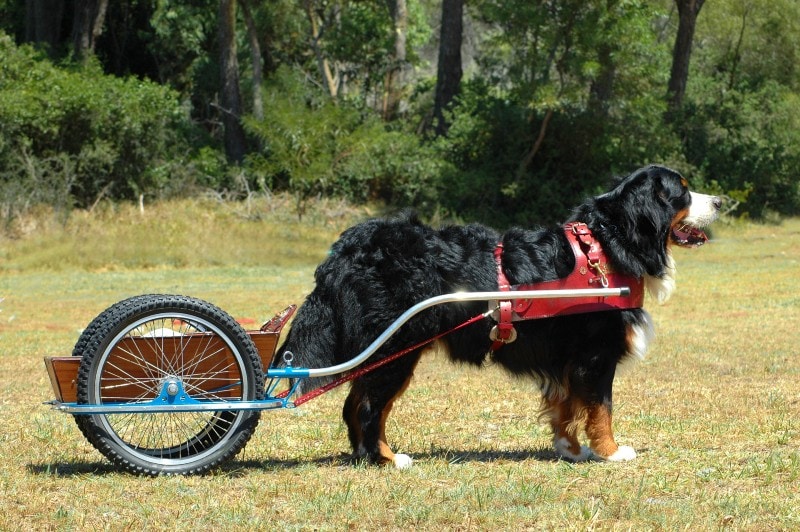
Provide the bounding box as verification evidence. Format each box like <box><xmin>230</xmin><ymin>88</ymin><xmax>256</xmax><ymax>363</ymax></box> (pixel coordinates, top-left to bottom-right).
<box><xmin>76</xmin><ymin>295</ymin><xmax>264</xmax><ymax>475</ymax></box>
<box><xmin>71</xmin><ymin>296</ymin><xmax>158</xmax><ymax>442</ymax></box>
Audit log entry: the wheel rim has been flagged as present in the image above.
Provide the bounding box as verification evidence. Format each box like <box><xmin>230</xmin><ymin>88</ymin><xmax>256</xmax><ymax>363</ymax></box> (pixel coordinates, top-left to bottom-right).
<box><xmin>87</xmin><ymin>312</ymin><xmax>253</xmax><ymax>467</ymax></box>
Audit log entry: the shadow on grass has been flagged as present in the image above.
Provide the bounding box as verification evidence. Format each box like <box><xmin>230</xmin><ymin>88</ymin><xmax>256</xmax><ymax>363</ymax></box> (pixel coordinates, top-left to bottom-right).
<box><xmin>27</xmin><ymin>461</ymin><xmax>122</xmax><ymax>477</ymax></box>
<box><xmin>27</xmin><ymin>447</ymin><xmax>567</xmax><ymax>477</ymax></box>
<box><xmin>419</xmin><ymin>446</ymin><xmax>561</xmax><ymax>464</ymax></box>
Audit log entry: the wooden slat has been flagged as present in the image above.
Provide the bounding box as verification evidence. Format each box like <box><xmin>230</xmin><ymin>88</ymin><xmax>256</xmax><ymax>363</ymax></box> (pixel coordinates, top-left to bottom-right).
<box><xmin>44</xmin><ymin>357</ymin><xmax>80</xmax><ymax>403</ymax></box>
<box><xmin>99</xmin><ymin>334</ymin><xmax>242</xmax><ymax>401</ymax></box>
<box><xmin>249</xmin><ymin>330</ymin><xmax>280</xmax><ymax>368</ymax></box>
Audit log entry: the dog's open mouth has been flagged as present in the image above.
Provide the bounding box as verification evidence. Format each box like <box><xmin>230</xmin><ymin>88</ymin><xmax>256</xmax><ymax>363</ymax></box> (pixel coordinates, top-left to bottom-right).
<box><xmin>671</xmin><ymin>223</ymin><xmax>708</xmax><ymax>247</ymax></box>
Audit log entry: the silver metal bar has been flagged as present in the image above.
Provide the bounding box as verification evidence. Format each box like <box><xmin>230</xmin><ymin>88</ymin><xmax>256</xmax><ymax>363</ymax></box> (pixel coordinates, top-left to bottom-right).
<box><xmin>302</xmin><ymin>287</ymin><xmax>630</xmax><ymax>378</ymax></box>
<box><xmin>50</xmin><ymin>399</ymin><xmax>285</xmax><ymax>414</ymax></box>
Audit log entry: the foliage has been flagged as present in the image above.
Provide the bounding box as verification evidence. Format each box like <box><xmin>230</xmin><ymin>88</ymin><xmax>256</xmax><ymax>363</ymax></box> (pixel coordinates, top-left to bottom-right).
<box><xmin>322</xmin><ymin>0</ymin><xmax>432</xmax><ymax>94</ymax></box>
<box><xmin>244</xmin><ymin>67</ymin><xmax>447</xmax><ymax>216</ymax></box>
<box><xmin>0</xmin><ymin>0</ymin><xmax>22</xmax><ymax>41</ymax></box>
<box><xmin>2</xmin><ymin>0</ymin><xmax>800</xmax><ymax>223</ymax></box>
<box><xmin>147</xmin><ymin>0</ymin><xmax>223</xmax><ymax>133</ymax></box>
<box><xmin>432</xmin><ymin>1</ymin><xmax>685</xmax><ymax>226</ymax></box>
<box><xmin>679</xmin><ymin>79</ymin><xmax>800</xmax><ymax>218</ymax></box>
<box><xmin>0</xmin><ymin>33</ymin><xmax>194</xmax><ymax>226</ymax></box>
<box><xmin>149</xmin><ymin>0</ymin><xmax>218</xmax><ymax>90</ymax></box>
<box><xmin>693</xmin><ymin>0</ymin><xmax>800</xmax><ymax>92</ymax></box>
<box><xmin>677</xmin><ymin>0</ymin><xmax>800</xmax><ymax>217</ymax></box>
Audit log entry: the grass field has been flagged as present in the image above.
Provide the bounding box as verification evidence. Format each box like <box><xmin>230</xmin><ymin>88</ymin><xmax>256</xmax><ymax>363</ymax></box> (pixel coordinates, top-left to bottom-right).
<box><xmin>1</xmin><ymin>200</ymin><xmax>798</xmax><ymax>530</ymax></box>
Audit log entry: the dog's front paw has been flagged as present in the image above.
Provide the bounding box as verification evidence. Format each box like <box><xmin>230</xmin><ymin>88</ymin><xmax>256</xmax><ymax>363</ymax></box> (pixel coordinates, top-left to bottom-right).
<box><xmin>605</xmin><ymin>445</ymin><xmax>637</xmax><ymax>462</ymax></box>
<box><xmin>393</xmin><ymin>453</ymin><xmax>414</xmax><ymax>469</ymax></box>
<box><xmin>554</xmin><ymin>437</ymin><xmax>592</xmax><ymax>462</ymax></box>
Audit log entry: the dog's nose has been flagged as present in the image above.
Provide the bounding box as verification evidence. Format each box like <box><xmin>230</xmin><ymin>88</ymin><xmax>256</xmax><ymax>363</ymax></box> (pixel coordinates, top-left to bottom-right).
<box><xmin>712</xmin><ymin>196</ymin><xmax>722</xmax><ymax>210</ymax></box>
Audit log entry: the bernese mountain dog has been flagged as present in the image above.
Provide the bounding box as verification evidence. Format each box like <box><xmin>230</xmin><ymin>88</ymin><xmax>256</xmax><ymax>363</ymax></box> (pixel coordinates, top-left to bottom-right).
<box><xmin>276</xmin><ymin>165</ymin><xmax>721</xmax><ymax>468</ymax></box>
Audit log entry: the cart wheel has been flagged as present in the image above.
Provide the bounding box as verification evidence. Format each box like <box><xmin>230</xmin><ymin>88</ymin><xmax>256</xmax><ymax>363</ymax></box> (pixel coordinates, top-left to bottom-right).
<box><xmin>71</xmin><ymin>296</ymin><xmax>159</xmax><ymax>442</ymax></box>
<box><xmin>76</xmin><ymin>295</ymin><xmax>264</xmax><ymax>475</ymax></box>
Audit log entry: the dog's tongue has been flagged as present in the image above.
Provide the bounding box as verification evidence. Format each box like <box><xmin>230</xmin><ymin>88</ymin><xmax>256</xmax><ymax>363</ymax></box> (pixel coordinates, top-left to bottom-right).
<box><xmin>673</xmin><ymin>224</ymin><xmax>708</xmax><ymax>247</ymax></box>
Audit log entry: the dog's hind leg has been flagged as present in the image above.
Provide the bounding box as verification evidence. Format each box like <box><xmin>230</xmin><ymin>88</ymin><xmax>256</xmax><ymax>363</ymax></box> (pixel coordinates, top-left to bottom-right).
<box><xmin>544</xmin><ymin>395</ymin><xmax>592</xmax><ymax>462</ymax></box>
<box><xmin>342</xmin><ymin>352</ymin><xmax>422</xmax><ymax>469</ymax></box>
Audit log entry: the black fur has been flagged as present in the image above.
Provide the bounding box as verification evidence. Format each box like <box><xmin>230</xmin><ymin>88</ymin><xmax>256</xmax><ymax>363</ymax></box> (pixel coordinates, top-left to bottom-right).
<box><xmin>276</xmin><ymin>164</ymin><xmax>716</xmax><ymax>465</ymax></box>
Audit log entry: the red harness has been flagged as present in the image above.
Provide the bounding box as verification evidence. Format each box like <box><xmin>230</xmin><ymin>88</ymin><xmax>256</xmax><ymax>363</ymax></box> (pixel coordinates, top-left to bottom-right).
<box><xmin>489</xmin><ymin>222</ymin><xmax>645</xmax><ymax>352</ymax></box>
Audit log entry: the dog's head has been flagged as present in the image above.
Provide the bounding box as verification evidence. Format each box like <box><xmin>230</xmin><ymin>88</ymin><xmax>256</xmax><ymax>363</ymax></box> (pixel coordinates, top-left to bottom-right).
<box><xmin>579</xmin><ymin>165</ymin><xmax>721</xmax><ymax>281</ymax></box>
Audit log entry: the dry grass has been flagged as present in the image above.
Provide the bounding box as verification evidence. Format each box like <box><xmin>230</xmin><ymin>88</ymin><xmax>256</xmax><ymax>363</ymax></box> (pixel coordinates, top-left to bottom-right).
<box><xmin>1</xmin><ymin>203</ymin><xmax>798</xmax><ymax>530</ymax></box>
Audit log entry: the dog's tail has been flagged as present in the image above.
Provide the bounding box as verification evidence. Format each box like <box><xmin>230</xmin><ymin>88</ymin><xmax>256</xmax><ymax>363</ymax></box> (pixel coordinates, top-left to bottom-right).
<box><xmin>272</xmin><ymin>293</ymin><xmax>340</xmax><ymax>394</ymax></box>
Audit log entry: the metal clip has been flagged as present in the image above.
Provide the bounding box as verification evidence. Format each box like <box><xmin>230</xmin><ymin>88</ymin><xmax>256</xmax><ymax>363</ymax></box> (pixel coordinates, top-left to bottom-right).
<box><xmin>587</xmin><ymin>260</ymin><xmax>609</xmax><ymax>288</ymax></box>
<box><xmin>282</xmin><ymin>351</ymin><xmax>294</xmax><ymax>367</ymax></box>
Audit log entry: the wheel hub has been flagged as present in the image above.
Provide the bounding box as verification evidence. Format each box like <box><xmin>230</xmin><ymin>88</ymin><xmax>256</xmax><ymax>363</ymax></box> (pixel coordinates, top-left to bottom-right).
<box><xmin>165</xmin><ymin>380</ymin><xmax>180</xmax><ymax>397</ymax></box>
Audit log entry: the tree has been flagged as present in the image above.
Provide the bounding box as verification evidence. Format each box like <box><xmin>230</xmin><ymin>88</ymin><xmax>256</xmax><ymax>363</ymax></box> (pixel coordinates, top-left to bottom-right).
<box><xmin>24</xmin><ymin>0</ymin><xmax>64</xmax><ymax>57</ymax></box>
<box><xmin>240</xmin><ymin>0</ymin><xmax>264</xmax><ymax>120</ymax></box>
<box><xmin>218</xmin><ymin>0</ymin><xmax>247</xmax><ymax>163</ymax></box>
<box><xmin>432</xmin><ymin>0</ymin><xmax>463</xmax><ymax>136</ymax></box>
<box><xmin>666</xmin><ymin>0</ymin><xmax>705</xmax><ymax>113</ymax></box>
<box><xmin>71</xmin><ymin>0</ymin><xmax>108</xmax><ymax>61</ymax></box>
<box><xmin>303</xmin><ymin>0</ymin><xmax>340</xmax><ymax>99</ymax></box>
<box><xmin>694</xmin><ymin>0</ymin><xmax>800</xmax><ymax>92</ymax></box>
<box><xmin>382</xmin><ymin>0</ymin><xmax>408</xmax><ymax>120</ymax></box>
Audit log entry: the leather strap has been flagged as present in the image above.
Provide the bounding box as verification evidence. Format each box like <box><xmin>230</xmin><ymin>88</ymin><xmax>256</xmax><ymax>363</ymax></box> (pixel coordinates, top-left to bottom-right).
<box><xmin>490</xmin><ymin>243</ymin><xmax>517</xmax><ymax>351</ymax></box>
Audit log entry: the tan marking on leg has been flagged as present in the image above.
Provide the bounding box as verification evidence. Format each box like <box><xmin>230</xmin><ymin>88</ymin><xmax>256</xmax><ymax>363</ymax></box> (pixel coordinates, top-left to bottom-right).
<box><xmin>584</xmin><ymin>402</ymin><xmax>619</xmax><ymax>459</ymax></box>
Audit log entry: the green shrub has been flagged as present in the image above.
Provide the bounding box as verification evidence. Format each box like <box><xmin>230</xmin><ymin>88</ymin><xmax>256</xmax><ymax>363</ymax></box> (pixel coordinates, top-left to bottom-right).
<box><xmin>244</xmin><ymin>66</ymin><xmax>448</xmax><ymax>216</ymax></box>
<box><xmin>680</xmin><ymin>78</ymin><xmax>800</xmax><ymax>218</ymax></box>
<box><xmin>0</xmin><ymin>33</ymin><xmax>193</xmax><ymax>221</ymax></box>
<box><xmin>431</xmin><ymin>80</ymin><xmax>687</xmax><ymax>227</ymax></box>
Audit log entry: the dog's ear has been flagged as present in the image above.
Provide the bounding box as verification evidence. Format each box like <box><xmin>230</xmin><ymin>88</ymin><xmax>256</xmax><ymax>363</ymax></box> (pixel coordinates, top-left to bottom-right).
<box><xmin>594</xmin><ymin>167</ymin><xmax>673</xmax><ymax>278</ymax></box>
<box><xmin>653</xmin><ymin>167</ymin><xmax>692</xmax><ymax>213</ymax></box>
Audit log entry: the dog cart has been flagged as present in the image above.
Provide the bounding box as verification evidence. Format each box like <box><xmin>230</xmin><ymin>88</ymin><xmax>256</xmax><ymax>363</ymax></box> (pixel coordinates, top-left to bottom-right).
<box><xmin>44</xmin><ymin>287</ymin><xmax>630</xmax><ymax>475</ymax></box>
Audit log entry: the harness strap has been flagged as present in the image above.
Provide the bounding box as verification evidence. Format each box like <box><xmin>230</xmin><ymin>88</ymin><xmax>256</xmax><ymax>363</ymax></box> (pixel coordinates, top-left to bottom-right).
<box><xmin>569</xmin><ymin>222</ymin><xmax>608</xmax><ymax>287</ymax></box>
<box><xmin>571</xmin><ymin>222</ymin><xmax>601</xmax><ymax>263</ymax></box>
<box><xmin>489</xmin><ymin>222</ymin><xmax>644</xmax><ymax>352</ymax></box>
<box><xmin>489</xmin><ymin>243</ymin><xmax>517</xmax><ymax>352</ymax></box>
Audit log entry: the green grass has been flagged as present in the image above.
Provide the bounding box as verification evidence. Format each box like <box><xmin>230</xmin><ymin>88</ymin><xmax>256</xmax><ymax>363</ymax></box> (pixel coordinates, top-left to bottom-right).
<box><xmin>1</xmin><ymin>202</ymin><xmax>799</xmax><ymax>530</ymax></box>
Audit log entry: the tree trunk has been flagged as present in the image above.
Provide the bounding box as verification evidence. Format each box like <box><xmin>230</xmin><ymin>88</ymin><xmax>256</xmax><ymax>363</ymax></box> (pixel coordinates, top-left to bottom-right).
<box><xmin>588</xmin><ymin>1</ymin><xmax>619</xmax><ymax>118</ymax></box>
<box><xmin>432</xmin><ymin>0</ymin><xmax>463</xmax><ymax>136</ymax></box>
<box><xmin>304</xmin><ymin>0</ymin><xmax>339</xmax><ymax>99</ymax></box>
<box><xmin>72</xmin><ymin>0</ymin><xmax>109</xmax><ymax>61</ymax></box>
<box><xmin>240</xmin><ymin>0</ymin><xmax>264</xmax><ymax>121</ymax></box>
<box><xmin>219</xmin><ymin>0</ymin><xmax>248</xmax><ymax>163</ymax></box>
<box><xmin>25</xmin><ymin>0</ymin><xmax>65</xmax><ymax>57</ymax></box>
<box><xmin>589</xmin><ymin>43</ymin><xmax>615</xmax><ymax>116</ymax></box>
<box><xmin>667</xmin><ymin>0</ymin><xmax>705</xmax><ymax>113</ymax></box>
<box><xmin>727</xmin><ymin>6</ymin><xmax>751</xmax><ymax>91</ymax></box>
<box><xmin>515</xmin><ymin>108</ymin><xmax>553</xmax><ymax>180</ymax></box>
<box><xmin>383</xmin><ymin>0</ymin><xmax>408</xmax><ymax>121</ymax></box>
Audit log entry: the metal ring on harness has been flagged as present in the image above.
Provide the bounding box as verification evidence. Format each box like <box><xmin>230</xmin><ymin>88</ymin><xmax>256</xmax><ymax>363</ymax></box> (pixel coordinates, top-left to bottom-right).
<box><xmin>489</xmin><ymin>324</ymin><xmax>517</xmax><ymax>343</ymax></box>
